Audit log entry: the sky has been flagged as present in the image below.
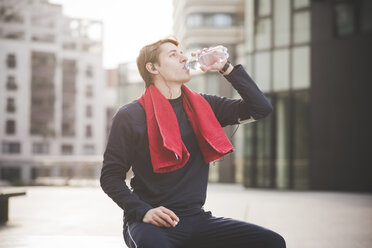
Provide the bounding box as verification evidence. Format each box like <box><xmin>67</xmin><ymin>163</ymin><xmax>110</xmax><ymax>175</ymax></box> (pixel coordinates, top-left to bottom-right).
<box><xmin>50</xmin><ymin>0</ymin><xmax>174</xmax><ymax>69</ymax></box>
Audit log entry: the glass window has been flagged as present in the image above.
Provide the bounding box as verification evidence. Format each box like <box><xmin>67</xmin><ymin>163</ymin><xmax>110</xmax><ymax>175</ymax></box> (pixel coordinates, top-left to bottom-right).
<box><xmin>86</xmin><ymin>85</ymin><xmax>93</xmax><ymax>97</ymax></box>
<box><xmin>334</xmin><ymin>3</ymin><xmax>355</xmax><ymax>36</ymax></box>
<box><xmin>254</xmin><ymin>51</ymin><xmax>271</xmax><ymax>92</ymax></box>
<box><xmin>258</xmin><ymin>0</ymin><xmax>271</xmax><ymax>17</ymax></box>
<box><xmin>61</xmin><ymin>144</ymin><xmax>73</xmax><ymax>155</ymax></box>
<box><xmin>211</xmin><ymin>14</ymin><xmax>233</xmax><ymax>27</ymax></box>
<box><xmin>292</xmin><ymin>46</ymin><xmax>310</xmax><ymax>89</ymax></box>
<box><xmin>86</xmin><ymin>105</ymin><xmax>93</xmax><ymax>118</ymax></box>
<box><xmin>361</xmin><ymin>0</ymin><xmax>372</xmax><ymax>33</ymax></box>
<box><xmin>275</xmin><ymin>92</ymin><xmax>290</xmax><ymax>189</ymax></box>
<box><xmin>83</xmin><ymin>145</ymin><xmax>95</xmax><ymax>155</ymax></box>
<box><xmin>294</xmin><ymin>0</ymin><xmax>310</xmax><ymax>9</ymax></box>
<box><xmin>274</xmin><ymin>0</ymin><xmax>290</xmax><ymax>47</ymax></box>
<box><xmin>7</xmin><ymin>54</ymin><xmax>16</xmax><ymax>68</ymax></box>
<box><xmin>256</xmin><ymin>111</ymin><xmax>273</xmax><ymax>188</ymax></box>
<box><xmin>86</xmin><ymin>125</ymin><xmax>92</xmax><ymax>138</ymax></box>
<box><xmin>6</xmin><ymin>76</ymin><xmax>17</xmax><ymax>90</ymax></box>
<box><xmin>186</xmin><ymin>13</ymin><xmax>203</xmax><ymax>28</ymax></box>
<box><xmin>33</xmin><ymin>143</ymin><xmax>49</xmax><ymax>154</ymax></box>
<box><xmin>86</xmin><ymin>65</ymin><xmax>93</xmax><ymax>78</ymax></box>
<box><xmin>293</xmin><ymin>90</ymin><xmax>310</xmax><ymax>189</ymax></box>
<box><xmin>243</xmin><ymin>124</ymin><xmax>254</xmax><ymax>187</ymax></box>
<box><xmin>6</xmin><ymin>120</ymin><xmax>16</xmax><ymax>135</ymax></box>
<box><xmin>294</xmin><ymin>11</ymin><xmax>310</xmax><ymax>44</ymax></box>
<box><xmin>6</xmin><ymin>98</ymin><xmax>16</xmax><ymax>112</ymax></box>
<box><xmin>245</xmin><ymin>0</ymin><xmax>255</xmax><ymax>53</ymax></box>
<box><xmin>62</xmin><ymin>123</ymin><xmax>74</xmax><ymax>137</ymax></box>
<box><xmin>273</xmin><ymin>49</ymin><xmax>290</xmax><ymax>91</ymax></box>
<box><xmin>255</xmin><ymin>18</ymin><xmax>271</xmax><ymax>50</ymax></box>
<box><xmin>2</xmin><ymin>142</ymin><xmax>21</xmax><ymax>154</ymax></box>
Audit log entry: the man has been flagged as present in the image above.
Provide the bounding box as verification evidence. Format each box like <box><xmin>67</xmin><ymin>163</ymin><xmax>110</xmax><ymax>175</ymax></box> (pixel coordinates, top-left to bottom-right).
<box><xmin>101</xmin><ymin>37</ymin><xmax>286</xmax><ymax>248</ymax></box>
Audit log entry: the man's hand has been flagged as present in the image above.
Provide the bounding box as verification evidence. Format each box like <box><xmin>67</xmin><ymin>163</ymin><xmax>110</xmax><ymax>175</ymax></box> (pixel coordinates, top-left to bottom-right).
<box><xmin>142</xmin><ymin>206</ymin><xmax>180</xmax><ymax>228</ymax></box>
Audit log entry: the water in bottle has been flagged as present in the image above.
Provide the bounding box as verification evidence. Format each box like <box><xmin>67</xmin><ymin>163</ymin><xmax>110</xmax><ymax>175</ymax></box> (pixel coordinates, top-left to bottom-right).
<box><xmin>185</xmin><ymin>45</ymin><xmax>229</xmax><ymax>70</ymax></box>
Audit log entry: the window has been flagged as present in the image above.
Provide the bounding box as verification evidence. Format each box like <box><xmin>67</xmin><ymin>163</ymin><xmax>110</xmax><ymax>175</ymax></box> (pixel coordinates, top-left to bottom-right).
<box><xmin>273</xmin><ymin>49</ymin><xmax>290</xmax><ymax>91</ymax></box>
<box><xmin>255</xmin><ymin>0</ymin><xmax>272</xmax><ymax>50</ymax></box>
<box><xmin>274</xmin><ymin>0</ymin><xmax>290</xmax><ymax>47</ymax></box>
<box><xmin>6</xmin><ymin>76</ymin><xmax>17</xmax><ymax>90</ymax></box>
<box><xmin>334</xmin><ymin>3</ymin><xmax>355</xmax><ymax>36</ymax></box>
<box><xmin>293</xmin><ymin>90</ymin><xmax>310</xmax><ymax>189</ymax></box>
<box><xmin>255</xmin><ymin>18</ymin><xmax>271</xmax><ymax>50</ymax></box>
<box><xmin>292</xmin><ymin>46</ymin><xmax>310</xmax><ymax>89</ymax></box>
<box><xmin>186</xmin><ymin>14</ymin><xmax>203</xmax><ymax>28</ymax></box>
<box><xmin>61</xmin><ymin>144</ymin><xmax>73</xmax><ymax>155</ymax></box>
<box><xmin>257</xmin><ymin>0</ymin><xmax>271</xmax><ymax>17</ymax></box>
<box><xmin>2</xmin><ymin>142</ymin><xmax>21</xmax><ymax>154</ymax></box>
<box><xmin>186</xmin><ymin>13</ymin><xmax>237</xmax><ymax>28</ymax></box>
<box><xmin>254</xmin><ymin>52</ymin><xmax>271</xmax><ymax>92</ymax></box>
<box><xmin>83</xmin><ymin>145</ymin><xmax>95</xmax><ymax>155</ymax></box>
<box><xmin>32</xmin><ymin>143</ymin><xmax>49</xmax><ymax>154</ymax></box>
<box><xmin>293</xmin><ymin>11</ymin><xmax>310</xmax><ymax>44</ymax></box>
<box><xmin>275</xmin><ymin>93</ymin><xmax>291</xmax><ymax>189</ymax></box>
<box><xmin>7</xmin><ymin>54</ymin><xmax>16</xmax><ymax>68</ymax></box>
<box><xmin>294</xmin><ymin>0</ymin><xmax>310</xmax><ymax>9</ymax></box>
<box><xmin>86</xmin><ymin>105</ymin><xmax>93</xmax><ymax>118</ymax></box>
<box><xmin>6</xmin><ymin>120</ymin><xmax>16</xmax><ymax>134</ymax></box>
<box><xmin>86</xmin><ymin>125</ymin><xmax>92</xmax><ymax>137</ymax></box>
<box><xmin>86</xmin><ymin>85</ymin><xmax>93</xmax><ymax>97</ymax></box>
<box><xmin>6</xmin><ymin>98</ymin><xmax>16</xmax><ymax>112</ymax></box>
<box><xmin>86</xmin><ymin>65</ymin><xmax>93</xmax><ymax>78</ymax></box>
<box><xmin>206</xmin><ymin>14</ymin><xmax>233</xmax><ymax>27</ymax></box>
<box><xmin>62</xmin><ymin>123</ymin><xmax>74</xmax><ymax>137</ymax></box>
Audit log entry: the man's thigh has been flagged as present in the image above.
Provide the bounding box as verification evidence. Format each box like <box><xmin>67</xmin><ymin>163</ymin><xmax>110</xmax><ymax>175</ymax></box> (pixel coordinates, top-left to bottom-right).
<box><xmin>124</xmin><ymin>221</ymin><xmax>191</xmax><ymax>248</ymax></box>
<box><xmin>189</xmin><ymin>212</ymin><xmax>286</xmax><ymax>248</ymax></box>
<box><xmin>124</xmin><ymin>222</ymin><xmax>171</xmax><ymax>248</ymax></box>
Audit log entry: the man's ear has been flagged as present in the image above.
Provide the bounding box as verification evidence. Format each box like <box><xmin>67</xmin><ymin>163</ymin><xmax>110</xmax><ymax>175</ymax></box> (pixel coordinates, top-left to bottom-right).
<box><xmin>146</xmin><ymin>62</ymin><xmax>158</xmax><ymax>74</ymax></box>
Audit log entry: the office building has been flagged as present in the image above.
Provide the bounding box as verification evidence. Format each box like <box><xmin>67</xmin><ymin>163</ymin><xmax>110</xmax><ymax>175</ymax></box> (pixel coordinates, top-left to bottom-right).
<box><xmin>0</xmin><ymin>0</ymin><xmax>105</xmax><ymax>185</ymax></box>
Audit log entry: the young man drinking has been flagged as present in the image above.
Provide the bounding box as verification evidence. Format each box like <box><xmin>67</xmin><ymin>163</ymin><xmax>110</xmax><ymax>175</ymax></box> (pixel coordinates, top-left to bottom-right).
<box><xmin>100</xmin><ymin>37</ymin><xmax>286</xmax><ymax>248</ymax></box>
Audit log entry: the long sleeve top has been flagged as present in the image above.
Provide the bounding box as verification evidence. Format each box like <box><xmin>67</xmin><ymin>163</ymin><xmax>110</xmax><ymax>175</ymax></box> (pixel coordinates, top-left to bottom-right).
<box><xmin>100</xmin><ymin>65</ymin><xmax>273</xmax><ymax>224</ymax></box>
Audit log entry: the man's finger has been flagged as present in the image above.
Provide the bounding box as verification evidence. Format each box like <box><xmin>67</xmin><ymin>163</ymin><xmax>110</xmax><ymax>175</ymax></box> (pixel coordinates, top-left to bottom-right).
<box><xmin>159</xmin><ymin>212</ymin><xmax>177</xmax><ymax>227</ymax></box>
<box><xmin>161</xmin><ymin>208</ymin><xmax>180</xmax><ymax>223</ymax></box>
<box><xmin>153</xmin><ymin>215</ymin><xmax>171</xmax><ymax>227</ymax></box>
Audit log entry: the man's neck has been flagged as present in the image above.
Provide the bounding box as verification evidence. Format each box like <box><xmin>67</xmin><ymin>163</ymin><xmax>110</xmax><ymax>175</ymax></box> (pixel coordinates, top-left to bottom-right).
<box><xmin>154</xmin><ymin>80</ymin><xmax>182</xmax><ymax>99</ymax></box>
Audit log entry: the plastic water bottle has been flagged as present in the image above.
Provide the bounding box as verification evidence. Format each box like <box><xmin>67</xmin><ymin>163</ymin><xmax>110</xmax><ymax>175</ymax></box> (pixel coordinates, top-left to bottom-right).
<box><xmin>185</xmin><ymin>45</ymin><xmax>229</xmax><ymax>70</ymax></box>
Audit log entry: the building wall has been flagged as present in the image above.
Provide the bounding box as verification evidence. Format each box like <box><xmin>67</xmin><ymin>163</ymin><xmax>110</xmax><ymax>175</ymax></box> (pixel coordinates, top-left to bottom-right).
<box><xmin>310</xmin><ymin>0</ymin><xmax>372</xmax><ymax>191</ymax></box>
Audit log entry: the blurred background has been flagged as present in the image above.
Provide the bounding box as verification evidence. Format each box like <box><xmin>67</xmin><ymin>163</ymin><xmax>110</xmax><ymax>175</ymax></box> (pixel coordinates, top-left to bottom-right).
<box><xmin>0</xmin><ymin>0</ymin><xmax>371</xmax><ymax>192</ymax></box>
<box><xmin>1</xmin><ymin>1</ymin><xmax>372</xmax><ymax>247</ymax></box>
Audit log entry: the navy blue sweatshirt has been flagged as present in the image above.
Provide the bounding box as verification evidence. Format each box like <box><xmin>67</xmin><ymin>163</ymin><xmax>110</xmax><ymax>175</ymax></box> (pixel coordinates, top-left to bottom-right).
<box><xmin>100</xmin><ymin>65</ymin><xmax>272</xmax><ymax>224</ymax></box>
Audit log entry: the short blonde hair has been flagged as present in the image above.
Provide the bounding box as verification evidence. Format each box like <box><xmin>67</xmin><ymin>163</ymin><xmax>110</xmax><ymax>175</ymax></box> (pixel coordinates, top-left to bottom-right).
<box><xmin>136</xmin><ymin>36</ymin><xmax>179</xmax><ymax>88</ymax></box>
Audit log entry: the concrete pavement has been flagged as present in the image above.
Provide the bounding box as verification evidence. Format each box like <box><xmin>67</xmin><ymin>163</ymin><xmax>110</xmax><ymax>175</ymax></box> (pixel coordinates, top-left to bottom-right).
<box><xmin>0</xmin><ymin>184</ymin><xmax>371</xmax><ymax>247</ymax></box>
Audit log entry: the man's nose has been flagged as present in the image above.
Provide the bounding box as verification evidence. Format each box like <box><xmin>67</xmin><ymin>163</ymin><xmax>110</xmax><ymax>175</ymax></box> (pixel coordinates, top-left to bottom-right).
<box><xmin>180</xmin><ymin>54</ymin><xmax>187</xmax><ymax>63</ymax></box>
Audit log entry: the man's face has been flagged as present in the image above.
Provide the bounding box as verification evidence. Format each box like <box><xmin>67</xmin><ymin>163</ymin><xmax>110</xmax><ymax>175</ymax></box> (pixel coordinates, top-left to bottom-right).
<box><xmin>154</xmin><ymin>42</ymin><xmax>191</xmax><ymax>84</ymax></box>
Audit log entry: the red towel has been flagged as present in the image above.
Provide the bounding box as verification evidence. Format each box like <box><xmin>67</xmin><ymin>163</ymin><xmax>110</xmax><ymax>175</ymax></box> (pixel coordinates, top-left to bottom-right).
<box><xmin>138</xmin><ymin>84</ymin><xmax>234</xmax><ymax>173</ymax></box>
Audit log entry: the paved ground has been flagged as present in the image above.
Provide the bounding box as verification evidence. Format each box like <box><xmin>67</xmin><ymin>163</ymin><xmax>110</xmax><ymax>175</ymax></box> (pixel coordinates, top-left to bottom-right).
<box><xmin>0</xmin><ymin>184</ymin><xmax>371</xmax><ymax>248</ymax></box>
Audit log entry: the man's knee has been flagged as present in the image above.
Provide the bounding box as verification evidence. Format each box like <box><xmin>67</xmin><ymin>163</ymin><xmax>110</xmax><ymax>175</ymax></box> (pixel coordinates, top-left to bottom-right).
<box><xmin>264</xmin><ymin>229</ymin><xmax>286</xmax><ymax>248</ymax></box>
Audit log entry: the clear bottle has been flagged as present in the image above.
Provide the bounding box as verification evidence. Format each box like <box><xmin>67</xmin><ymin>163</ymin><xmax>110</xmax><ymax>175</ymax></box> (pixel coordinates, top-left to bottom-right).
<box><xmin>184</xmin><ymin>45</ymin><xmax>229</xmax><ymax>70</ymax></box>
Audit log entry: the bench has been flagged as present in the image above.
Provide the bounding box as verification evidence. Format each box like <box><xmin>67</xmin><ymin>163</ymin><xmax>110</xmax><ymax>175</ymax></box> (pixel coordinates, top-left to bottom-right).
<box><xmin>0</xmin><ymin>191</ymin><xmax>26</xmax><ymax>224</ymax></box>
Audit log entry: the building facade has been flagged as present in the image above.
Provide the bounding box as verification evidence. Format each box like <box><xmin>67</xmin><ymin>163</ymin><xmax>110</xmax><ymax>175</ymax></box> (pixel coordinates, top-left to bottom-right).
<box><xmin>0</xmin><ymin>0</ymin><xmax>105</xmax><ymax>185</ymax></box>
<box><xmin>170</xmin><ymin>0</ymin><xmax>372</xmax><ymax>191</ymax></box>
<box><xmin>243</xmin><ymin>0</ymin><xmax>371</xmax><ymax>191</ymax></box>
